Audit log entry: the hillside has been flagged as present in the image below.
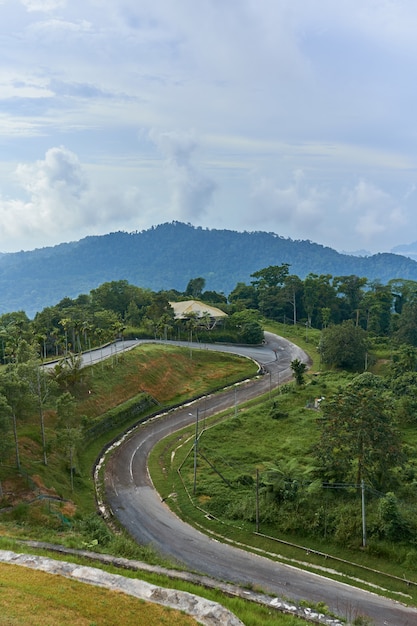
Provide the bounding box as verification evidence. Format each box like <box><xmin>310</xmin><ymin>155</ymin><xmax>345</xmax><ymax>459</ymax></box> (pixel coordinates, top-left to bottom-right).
<box><xmin>2</xmin><ymin>221</ymin><xmax>417</xmax><ymax>318</ymax></box>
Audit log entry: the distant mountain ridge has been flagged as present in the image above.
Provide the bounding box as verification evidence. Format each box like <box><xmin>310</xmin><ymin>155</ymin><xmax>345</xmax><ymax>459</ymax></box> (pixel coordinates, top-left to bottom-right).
<box><xmin>2</xmin><ymin>221</ymin><xmax>417</xmax><ymax>318</ymax></box>
<box><xmin>391</xmin><ymin>241</ymin><xmax>417</xmax><ymax>262</ymax></box>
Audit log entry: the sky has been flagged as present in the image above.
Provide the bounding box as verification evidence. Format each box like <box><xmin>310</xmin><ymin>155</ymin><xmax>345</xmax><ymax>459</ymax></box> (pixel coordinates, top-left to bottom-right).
<box><xmin>0</xmin><ymin>0</ymin><xmax>417</xmax><ymax>255</ymax></box>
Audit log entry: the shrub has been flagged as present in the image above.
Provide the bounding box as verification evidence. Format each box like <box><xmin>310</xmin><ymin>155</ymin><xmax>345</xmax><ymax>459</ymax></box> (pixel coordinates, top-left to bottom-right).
<box><xmin>77</xmin><ymin>513</ymin><xmax>113</xmax><ymax>546</ymax></box>
<box><xmin>376</xmin><ymin>492</ymin><xmax>412</xmax><ymax>541</ymax></box>
<box><xmin>236</xmin><ymin>474</ymin><xmax>254</xmax><ymax>486</ymax></box>
<box><xmin>269</xmin><ymin>401</ymin><xmax>289</xmax><ymax>420</ymax></box>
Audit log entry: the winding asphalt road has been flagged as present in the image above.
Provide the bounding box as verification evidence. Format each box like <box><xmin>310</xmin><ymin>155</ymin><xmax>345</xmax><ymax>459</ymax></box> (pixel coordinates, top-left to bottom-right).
<box><xmin>102</xmin><ymin>334</ymin><xmax>417</xmax><ymax>626</ymax></box>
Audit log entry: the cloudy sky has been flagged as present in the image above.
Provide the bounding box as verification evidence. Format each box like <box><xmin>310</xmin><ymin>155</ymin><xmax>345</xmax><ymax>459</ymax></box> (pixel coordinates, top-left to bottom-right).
<box><xmin>0</xmin><ymin>0</ymin><xmax>416</xmax><ymax>254</ymax></box>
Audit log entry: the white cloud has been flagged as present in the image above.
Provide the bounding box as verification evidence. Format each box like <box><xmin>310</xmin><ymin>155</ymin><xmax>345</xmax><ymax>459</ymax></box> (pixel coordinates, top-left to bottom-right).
<box><xmin>0</xmin><ymin>113</ymin><xmax>44</xmax><ymax>137</ymax></box>
<box><xmin>344</xmin><ymin>179</ymin><xmax>408</xmax><ymax>242</ymax></box>
<box><xmin>0</xmin><ymin>147</ymin><xmax>142</xmax><ymax>250</ymax></box>
<box><xmin>26</xmin><ymin>18</ymin><xmax>92</xmax><ymax>39</ymax></box>
<box><xmin>17</xmin><ymin>146</ymin><xmax>87</xmax><ymax>206</ymax></box>
<box><xmin>150</xmin><ymin>129</ymin><xmax>216</xmax><ymax>220</ymax></box>
<box><xmin>20</xmin><ymin>0</ymin><xmax>66</xmax><ymax>12</ymax></box>
<box><xmin>345</xmin><ymin>180</ymin><xmax>393</xmax><ymax>212</ymax></box>
<box><xmin>249</xmin><ymin>171</ymin><xmax>326</xmax><ymax>231</ymax></box>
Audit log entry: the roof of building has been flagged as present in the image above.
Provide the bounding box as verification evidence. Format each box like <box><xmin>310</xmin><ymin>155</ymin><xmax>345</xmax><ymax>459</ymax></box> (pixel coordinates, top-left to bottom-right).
<box><xmin>169</xmin><ymin>300</ymin><xmax>228</xmax><ymax>319</ymax></box>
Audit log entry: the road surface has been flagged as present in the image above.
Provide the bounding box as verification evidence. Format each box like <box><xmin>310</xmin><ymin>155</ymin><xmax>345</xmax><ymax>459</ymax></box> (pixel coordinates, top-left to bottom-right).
<box><xmin>101</xmin><ymin>334</ymin><xmax>417</xmax><ymax>625</ymax></box>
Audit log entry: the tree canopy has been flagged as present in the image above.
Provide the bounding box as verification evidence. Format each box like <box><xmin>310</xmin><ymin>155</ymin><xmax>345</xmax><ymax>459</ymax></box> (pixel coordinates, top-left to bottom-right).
<box><xmin>319</xmin><ymin>321</ymin><xmax>369</xmax><ymax>370</ymax></box>
<box><xmin>315</xmin><ymin>375</ymin><xmax>404</xmax><ymax>489</ymax></box>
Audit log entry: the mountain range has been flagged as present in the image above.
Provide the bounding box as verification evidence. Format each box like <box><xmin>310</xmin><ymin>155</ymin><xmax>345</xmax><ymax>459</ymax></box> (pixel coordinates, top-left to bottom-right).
<box><xmin>3</xmin><ymin>221</ymin><xmax>417</xmax><ymax>318</ymax></box>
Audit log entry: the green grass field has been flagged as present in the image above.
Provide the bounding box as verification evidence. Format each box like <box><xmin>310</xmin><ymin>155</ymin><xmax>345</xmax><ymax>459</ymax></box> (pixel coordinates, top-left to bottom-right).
<box><xmin>0</xmin><ymin>562</ymin><xmax>200</xmax><ymax>626</ymax></box>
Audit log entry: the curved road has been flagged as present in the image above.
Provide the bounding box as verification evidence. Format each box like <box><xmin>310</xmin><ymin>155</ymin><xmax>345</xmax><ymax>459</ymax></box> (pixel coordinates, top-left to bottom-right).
<box><xmin>103</xmin><ymin>333</ymin><xmax>417</xmax><ymax>626</ymax></box>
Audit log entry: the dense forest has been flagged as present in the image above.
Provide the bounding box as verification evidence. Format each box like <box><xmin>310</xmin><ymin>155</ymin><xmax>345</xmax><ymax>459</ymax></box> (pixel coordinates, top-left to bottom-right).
<box><xmin>1</xmin><ymin>263</ymin><xmax>416</xmax><ymax>363</ymax></box>
<box><xmin>2</xmin><ymin>221</ymin><xmax>417</xmax><ymax>317</ymax></box>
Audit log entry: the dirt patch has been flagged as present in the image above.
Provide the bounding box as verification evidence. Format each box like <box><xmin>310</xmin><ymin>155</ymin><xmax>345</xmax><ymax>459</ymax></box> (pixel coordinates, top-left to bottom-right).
<box><xmin>31</xmin><ymin>475</ymin><xmax>59</xmax><ymax>498</ymax></box>
<box><xmin>61</xmin><ymin>501</ymin><xmax>76</xmax><ymax>517</ymax></box>
<box><xmin>2</xmin><ymin>476</ymin><xmax>36</xmax><ymax>505</ymax></box>
<box><xmin>1</xmin><ymin>474</ymin><xmax>60</xmax><ymax>507</ymax></box>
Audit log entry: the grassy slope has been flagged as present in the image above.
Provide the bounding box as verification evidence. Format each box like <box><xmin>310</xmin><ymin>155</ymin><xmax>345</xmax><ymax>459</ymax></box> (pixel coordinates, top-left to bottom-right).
<box><xmin>0</xmin><ymin>343</ymin><xmax>310</xmax><ymax>625</ymax></box>
<box><xmin>0</xmin><ymin>344</ymin><xmax>258</xmax><ymax>510</ymax></box>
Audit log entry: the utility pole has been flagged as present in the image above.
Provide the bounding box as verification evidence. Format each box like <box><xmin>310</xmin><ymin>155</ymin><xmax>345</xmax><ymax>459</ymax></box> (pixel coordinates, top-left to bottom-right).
<box><xmin>256</xmin><ymin>469</ymin><xmax>260</xmax><ymax>533</ymax></box>
<box><xmin>193</xmin><ymin>408</ymin><xmax>199</xmax><ymax>495</ymax></box>
<box><xmin>361</xmin><ymin>479</ymin><xmax>367</xmax><ymax>548</ymax></box>
<box><xmin>275</xmin><ymin>349</ymin><xmax>280</xmax><ymax>386</ymax></box>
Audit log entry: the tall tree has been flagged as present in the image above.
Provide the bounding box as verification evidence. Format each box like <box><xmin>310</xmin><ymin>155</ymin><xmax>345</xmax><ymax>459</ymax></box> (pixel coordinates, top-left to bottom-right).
<box><xmin>0</xmin><ymin>395</ymin><xmax>12</xmax><ymax>495</ymax></box>
<box><xmin>250</xmin><ymin>264</ymin><xmax>290</xmax><ymax>290</ymax></box>
<box><xmin>185</xmin><ymin>277</ymin><xmax>206</xmax><ymax>299</ymax></box>
<box><xmin>360</xmin><ymin>281</ymin><xmax>392</xmax><ymax>334</ymax></box>
<box><xmin>314</xmin><ymin>374</ymin><xmax>404</xmax><ymax>489</ymax></box>
<box><xmin>394</xmin><ymin>300</ymin><xmax>417</xmax><ymax>347</ymax></box>
<box><xmin>281</xmin><ymin>274</ymin><xmax>304</xmax><ymax>325</ymax></box>
<box><xmin>50</xmin><ymin>352</ymin><xmax>83</xmax><ymax>391</ymax></box>
<box><xmin>334</xmin><ymin>275</ymin><xmax>367</xmax><ymax>323</ymax></box>
<box><xmin>229</xmin><ymin>310</ymin><xmax>264</xmax><ymax>344</ymax></box>
<box><xmin>303</xmin><ymin>274</ymin><xmax>335</xmax><ymax>328</ymax></box>
<box><xmin>319</xmin><ymin>321</ymin><xmax>368</xmax><ymax>370</ymax></box>
<box><xmin>15</xmin><ymin>340</ymin><xmax>56</xmax><ymax>466</ymax></box>
<box><xmin>91</xmin><ymin>280</ymin><xmax>138</xmax><ymax>317</ymax></box>
<box><xmin>388</xmin><ymin>279</ymin><xmax>417</xmax><ymax>314</ymax></box>
<box><xmin>0</xmin><ymin>369</ymin><xmax>34</xmax><ymax>470</ymax></box>
<box><xmin>228</xmin><ymin>282</ymin><xmax>258</xmax><ymax>311</ymax></box>
<box><xmin>250</xmin><ymin>265</ymin><xmax>290</xmax><ymax>320</ymax></box>
<box><xmin>0</xmin><ymin>312</ymin><xmax>31</xmax><ymax>364</ymax></box>
<box><xmin>145</xmin><ymin>293</ymin><xmax>174</xmax><ymax>324</ymax></box>
<box><xmin>201</xmin><ymin>290</ymin><xmax>227</xmax><ymax>305</ymax></box>
<box><xmin>56</xmin><ymin>392</ymin><xmax>83</xmax><ymax>492</ymax></box>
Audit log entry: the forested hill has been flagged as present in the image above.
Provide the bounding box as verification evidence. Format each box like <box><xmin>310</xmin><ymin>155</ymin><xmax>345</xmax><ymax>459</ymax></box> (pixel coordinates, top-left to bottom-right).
<box><xmin>2</xmin><ymin>221</ymin><xmax>417</xmax><ymax>318</ymax></box>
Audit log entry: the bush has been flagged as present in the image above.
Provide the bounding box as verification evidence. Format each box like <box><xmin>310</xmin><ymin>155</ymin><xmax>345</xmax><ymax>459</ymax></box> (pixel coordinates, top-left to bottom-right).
<box><xmin>9</xmin><ymin>502</ymin><xmax>29</xmax><ymax>523</ymax></box>
<box><xmin>278</xmin><ymin>382</ymin><xmax>296</xmax><ymax>394</ymax></box>
<box><xmin>77</xmin><ymin>513</ymin><xmax>113</xmax><ymax>546</ymax></box>
<box><xmin>236</xmin><ymin>474</ymin><xmax>254</xmax><ymax>486</ymax></box>
<box><xmin>333</xmin><ymin>505</ymin><xmax>362</xmax><ymax>546</ymax></box>
<box><xmin>225</xmin><ymin>493</ymin><xmax>256</xmax><ymax>522</ymax></box>
<box><xmin>269</xmin><ymin>401</ymin><xmax>289</xmax><ymax>420</ymax></box>
<box><xmin>375</xmin><ymin>492</ymin><xmax>412</xmax><ymax>541</ymax></box>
